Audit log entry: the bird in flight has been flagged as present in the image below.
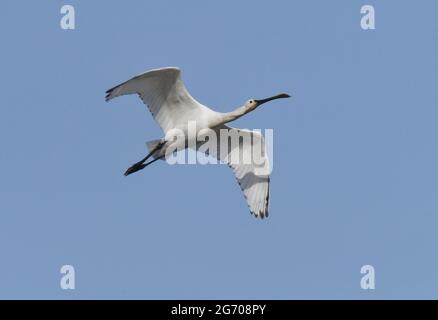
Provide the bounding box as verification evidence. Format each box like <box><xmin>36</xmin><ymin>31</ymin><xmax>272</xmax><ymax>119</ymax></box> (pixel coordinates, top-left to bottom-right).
<box><xmin>105</xmin><ymin>67</ymin><xmax>290</xmax><ymax>218</ymax></box>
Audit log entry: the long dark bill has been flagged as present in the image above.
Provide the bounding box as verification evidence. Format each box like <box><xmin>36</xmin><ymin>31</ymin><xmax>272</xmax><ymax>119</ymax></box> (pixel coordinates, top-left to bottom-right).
<box><xmin>255</xmin><ymin>93</ymin><xmax>290</xmax><ymax>106</ymax></box>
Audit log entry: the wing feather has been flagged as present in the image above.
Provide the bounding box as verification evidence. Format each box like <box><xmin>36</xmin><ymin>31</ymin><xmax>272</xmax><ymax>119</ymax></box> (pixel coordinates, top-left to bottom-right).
<box><xmin>105</xmin><ymin>67</ymin><xmax>201</xmax><ymax>133</ymax></box>
<box><xmin>207</xmin><ymin>125</ymin><xmax>271</xmax><ymax>218</ymax></box>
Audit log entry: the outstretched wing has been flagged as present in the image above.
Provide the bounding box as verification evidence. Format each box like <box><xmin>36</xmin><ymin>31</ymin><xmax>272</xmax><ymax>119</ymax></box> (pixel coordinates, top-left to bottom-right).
<box><xmin>105</xmin><ymin>67</ymin><xmax>201</xmax><ymax>133</ymax></box>
<box><xmin>204</xmin><ymin>125</ymin><xmax>271</xmax><ymax>218</ymax></box>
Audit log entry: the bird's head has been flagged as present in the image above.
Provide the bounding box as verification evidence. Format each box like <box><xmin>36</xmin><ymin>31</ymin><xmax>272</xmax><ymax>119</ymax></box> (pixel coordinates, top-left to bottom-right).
<box><xmin>245</xmin><ymin>93</ymin><xmax>290</xmax><ymax>111</ymax></box>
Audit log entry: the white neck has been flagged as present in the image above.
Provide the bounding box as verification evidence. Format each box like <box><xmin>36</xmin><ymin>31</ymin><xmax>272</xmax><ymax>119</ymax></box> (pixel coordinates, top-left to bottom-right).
<box><xmin>219</xmin><ymin>104</ymin><xmax>255</xmax><ymax>125</ymax></box>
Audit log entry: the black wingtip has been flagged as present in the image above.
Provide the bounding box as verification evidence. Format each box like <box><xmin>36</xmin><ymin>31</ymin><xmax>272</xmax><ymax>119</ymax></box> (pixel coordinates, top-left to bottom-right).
<box><xmin>105</xmin><ymin>88</ymin><xmax>114</xmax><ymax>101</ymax></box>
<box><xmin>105</xmin><ymin>86</ymin><xmax>117</xmax><ymax>101</ymax></box>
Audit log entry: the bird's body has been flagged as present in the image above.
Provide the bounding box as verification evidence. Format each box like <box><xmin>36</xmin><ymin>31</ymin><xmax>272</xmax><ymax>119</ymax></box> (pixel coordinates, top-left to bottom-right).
<box><xmin>106</xmin><ymin>67</ymin><xmax>290</xmax><ymax>218</ymax></box>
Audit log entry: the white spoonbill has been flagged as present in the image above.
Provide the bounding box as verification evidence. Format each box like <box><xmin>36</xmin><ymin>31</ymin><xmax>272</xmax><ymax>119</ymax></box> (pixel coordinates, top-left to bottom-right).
<box><xmin>105</xmin><ymin>67</ymin><xmax>290</xmax><ymax>218</ymax></box>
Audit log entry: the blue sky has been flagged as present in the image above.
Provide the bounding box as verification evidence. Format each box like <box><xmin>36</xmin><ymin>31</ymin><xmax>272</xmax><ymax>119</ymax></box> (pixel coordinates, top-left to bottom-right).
<box><xmin>0</xmin><ymin>0</ymin><xmax>438</xmax><ymax>299</ymax></box>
